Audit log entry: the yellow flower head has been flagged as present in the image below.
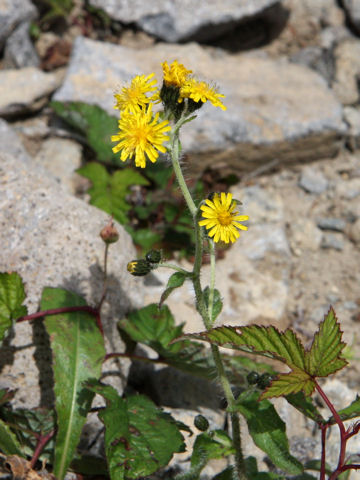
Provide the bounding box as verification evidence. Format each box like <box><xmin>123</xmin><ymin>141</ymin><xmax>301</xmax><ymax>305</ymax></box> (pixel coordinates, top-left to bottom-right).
<box><xmin>111</xmin><ymin>104</ymin><xmax>171</xmax><ymax>168</ymax></box>
<box><xmin>162</xmin><ymin>60</ymin><xmax>192</xmax><ymax>88</ymax></box>
<box><xmin>180</xmin><ymin>78</ymin><xmax>227</xmax><ymax>111</ymax></box>
<box><xmin>199</xmin><ymin>193</ymin><xmax>248</xmax><ymax>243</ymax></box>
<box><xmin>114</xmin><ymin>73</ymin><xmax>158</xmax><ymax>113</ymax></box>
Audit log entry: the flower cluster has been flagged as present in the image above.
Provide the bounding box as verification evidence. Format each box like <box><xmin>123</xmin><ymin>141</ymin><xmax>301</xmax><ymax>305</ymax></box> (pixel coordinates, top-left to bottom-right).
<box><xmin>111</xmin><ymin>60</ymin><xmax>227</xmax><ymax>169</ymax></box>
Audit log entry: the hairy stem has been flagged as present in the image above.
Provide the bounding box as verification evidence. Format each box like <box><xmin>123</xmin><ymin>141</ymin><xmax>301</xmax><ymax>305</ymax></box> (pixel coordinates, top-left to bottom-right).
<box><xmin>208</xmin><ymin>239</ymin><xmax>216</xmax><ymax>326</ymax></box>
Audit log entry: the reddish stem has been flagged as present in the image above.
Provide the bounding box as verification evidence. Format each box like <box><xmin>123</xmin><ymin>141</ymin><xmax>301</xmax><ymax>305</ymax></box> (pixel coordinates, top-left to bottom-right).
<box><xmin>319</xmin><ymin>423</ymin><xmax>328</xmax><ymax>480</ymax></box>
<box><xmin>17</xmin><ymin>306</ymin><xmax>104</xmax><ymax>336</ymax></box>
<box><xmin>315</xmin><ymin>382</ymin><xmax>347</xmax><ymax>477</ymax></box>
<box><xmin>30</xmin><ymin>430</ymin><xmax>55</xmax><ymax>469</ymax></box>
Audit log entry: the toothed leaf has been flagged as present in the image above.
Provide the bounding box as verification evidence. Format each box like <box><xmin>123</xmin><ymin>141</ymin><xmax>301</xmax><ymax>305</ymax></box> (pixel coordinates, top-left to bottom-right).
<box><xmin>306</xmin><ymin>307</ymin><xmax>347</xmax><ymax>377</ymax></box>
<box><xmin>261</xmin><ymin>369</ymin><xmax>315</xmax><ymax>400</ymax></box>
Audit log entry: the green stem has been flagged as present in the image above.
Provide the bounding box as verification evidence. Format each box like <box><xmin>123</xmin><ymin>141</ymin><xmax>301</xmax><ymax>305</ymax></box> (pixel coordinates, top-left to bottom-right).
<box><xmin>158</xmin><ymin>262</ymin><xmax>191</xmax><ymax>275</ymax></box>
<box><xmin>169</xmin><ymin>122</ymin><xmax>197</xmax><ymax>217</ymax></box>
<box><xmin>208</xmin><ymin>240</ymin><xmax>216</xmax><ymax>325</ymax></box>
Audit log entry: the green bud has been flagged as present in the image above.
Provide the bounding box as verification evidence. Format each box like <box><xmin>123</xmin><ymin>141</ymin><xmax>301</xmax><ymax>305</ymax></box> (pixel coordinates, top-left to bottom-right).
<box><xmin>194</xmin><ymin>414</ymin><xmax>209</xmax><ymax>432</ymax></box>
<box><xmin>127</xmin><ymin>259</ymin><xmax>152</xmax><ymax>276</ymax></box>
<box><xmin>145</xmin><ymin>249</ymin><xmax>162</xmax><ymax>264</ymax></box>
<box><xmin>257</xmin><ymin>373</ymin><xmax>274</xmax><ymax>390</ymax></box>
<box><xmin>247</xmin><ymin>371</ymin><xmax>260</xmax><ymax>385</ymax></box>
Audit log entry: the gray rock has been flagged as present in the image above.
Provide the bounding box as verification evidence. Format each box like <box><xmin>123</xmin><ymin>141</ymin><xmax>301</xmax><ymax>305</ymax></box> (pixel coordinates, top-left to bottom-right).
<box><xmin>343</xmin><ymin>106</ymin><xmax>360</xmax><ymax>150</ymax></box>
<box><xmin>89</xmin><ymin>0</ymin><xmax>280</xmax><ymax>42</ymax></box>
<box><xmin>0</xmin><ymin>0</ymin><xmax>37</xmax><ymax>49</ymax></box>
<box><xmin>239</xmin><ymin>224</ymin><xmax>290</xmax><ymax>261</ymax></box>
<box><xmin>336</xmin><ymin>177</ymin><xmax>360</xmax><ymax>199</ymax></box>
<box><xmin>34</xmin><ymin>137</ymin><xmax>83</xmax><ymax>195</ymax></box>
<box><xmin>321</xmin><ymin>233</ymin><xmax>344</xmax><ymax>250</ymax></box>
<box><xmin>239</xmin><ymin>185</ymin><xmax>284</xmax><ymax>223</ymax></box>
<box><xmin>342</xmin><ymin>0</ymin><xmax>360</xmax><ymax>34</ymax></box>
<box><xmin>0</xmin><ymin>125</ymin><xmax>141</xmax><ymax>409</ymax></box>
<box><xmin>0</xmin><ymin>67</ymin><xmax>59</xmax><ymax>117</ymax></box>
<box><xmin>332</xmin><ymin>38</ymin><xmax>360</xmax><ymax>105</ymax></box>
<box><xmin>54</xmin><ymin>37</ymin><xmax>345</xmax><ymax>175</ymax></box>
<box><xmin>3</xmin><ymin>21</ymin><xmax>39</xmax><ymax>68</ymax></box>
<box><xmin>317</xmin><ymin>217</ymin><xmax>347</xmax><ymax>232</ymax></box>
<box><xmin>288</xmin><ymin>218</ymin><xmax>322</xmax><ymax>253</ymax></box>
<box><xmin>290</xmin><ymin>46</ymin><xmax>334</xmax><ymax>84</ymax></box>
<box><xmin>299</xmin><ymin>167</ymin><xmax>329</xmax><ymax>194</ymax></box>
<box><xmin>0</xmin><ymin>118</ymin><xmax>32</xmax><ymax>164</ymax></box>
<box><xmin>348</xmin><ymin>218</ymin><xmax>360</xmax><ymax>244</ymax></box>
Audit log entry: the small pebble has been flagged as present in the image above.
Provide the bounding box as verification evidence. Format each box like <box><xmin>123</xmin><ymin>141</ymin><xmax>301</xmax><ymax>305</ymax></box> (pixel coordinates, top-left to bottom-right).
<box><xmin>321</xmin><ymin>233</ymin><xmax>344</xmax><ymax>250</ymax></box>
<box><xmin>317</xmin><ymin>217</ymin><xmax>346</xmax><ymax>232</ymax></box>
<box><xmin>299</xmin><ymin>167</ymin><xmax>328</xmax><ymax>194</ymax></box>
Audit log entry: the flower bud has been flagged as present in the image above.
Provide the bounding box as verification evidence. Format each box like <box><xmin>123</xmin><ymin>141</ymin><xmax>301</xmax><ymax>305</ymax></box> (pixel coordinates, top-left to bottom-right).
<box><xmin>145</xmin><ymin>249</ymin><xmax>162</xmax><ymax>264</ymax></box>
<box><xmin>100</xmin><ymin>220</ymin><xmax>119</xmax><ymax>244</ymax></box>
<box><xmin>257</xmin><ymin>373</ymin><xmax>274</xmax><ymax>390</ymax></box>
<box><xmin>247</xmin><ymin>371</ymin><xmax>260</xmax><ymax>385</ymax></box>
<box><xmin>194</xmin><ymin>414</ymin><xmax>209</xmax><ymax>432</ymax></box>
<box><xmin>127</xmin><ymin>259</ymin><xmax>152</xmax><ymax>276</ymax></box>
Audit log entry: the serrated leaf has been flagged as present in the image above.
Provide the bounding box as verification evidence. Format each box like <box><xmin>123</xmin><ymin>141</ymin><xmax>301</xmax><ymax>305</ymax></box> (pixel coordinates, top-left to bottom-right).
<box><xmin>77</xmin><ymin>163</ymin><xmax>149</xmax><ymax>225</ymax></box>
<box><xmin>0</xmin><ymin>272</ymin><xmax>27</xmax><ymax>341</ymax></box>
<box><xmin>159</xmin><ymin>272</ymin><xmax>187</xmax><ymax>308</ymax></box>
<box><xmin>51</xmin><ymin>101</ymin><xmax>119</xmax><ymax>164</ymax></box>
<box><xmin>190</xmin><ymin>325</ymin><xmax>306</xmax><ymax>370</ymax></box>
<box><xmin>203</xmin><ymin>287</ymin><xmax>223</xmax><ymax>322</ymax></box>
<box><xmin>261</xmin><ymin>369</ymin><xmax>315</xmax><ymax>400</ymax></box>
<box><xmin>306</xmin><ymin>307</ymin><xmax>347</xmax><ymax>377</ymax></box>
<box><xmin>285</xmin><ymin>392</ymin><xmax>324</xmax><ymax>423</ymax></box>
<box><xmin>0</xmin><ymin>418</ymin><xmax>23</xmax><ymax>455</ymax></box>
<box><xmin>1</xmin><ymin>407</ymin><xmax>56</xmax><ymax>459</ymax></box>
<box><xmin>119</xmin><ymin>304</ymin><xmax>216</xmax><ymax>379</ymax></box>
<box><xmin>41</xmin><ymin>287</ymin><xmax>105</xmax><ymax>480</ymax></box>
<box><xmin>87</xmin><ymin>382</ymin><xmax>184</xmax><ymax>479</ymax></box>
<box><xmin>235</xmin><ymin>391</ymin><xmax>303</xmax><ymax>475</ymax></box>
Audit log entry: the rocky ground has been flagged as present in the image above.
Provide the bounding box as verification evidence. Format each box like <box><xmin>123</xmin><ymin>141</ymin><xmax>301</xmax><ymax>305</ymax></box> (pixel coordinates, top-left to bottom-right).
<box><xmin>2</xmin><ymin>0</ymin><xmax>360</xmax><ymax>478</ymax></box>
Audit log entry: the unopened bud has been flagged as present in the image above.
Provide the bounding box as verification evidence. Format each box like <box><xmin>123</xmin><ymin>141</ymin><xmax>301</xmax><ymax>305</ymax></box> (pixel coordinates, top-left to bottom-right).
<box><xmin>145</xmin><ymin>249</ymin><xmax>161</xmax><ymax>264</ymax></box>
<box><xmin>100</xmin><ymin>220</ymin><xmax>119</xmax><ymax>244</ymax></box>
<box><xmin>127</xmin><ymin>259</ymin><xmax>152</xmax><ymax>276</ymax></box>
<box><xmin>194</xmin><ymin>414</ymin><xmax>209</xmax><ymax>432</ymax></box>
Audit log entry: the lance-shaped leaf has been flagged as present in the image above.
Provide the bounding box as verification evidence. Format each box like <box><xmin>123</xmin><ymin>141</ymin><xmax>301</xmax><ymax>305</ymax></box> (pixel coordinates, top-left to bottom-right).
<box><xmin>0</xmin><ymin>419</ymin><xmax>23</xmax><ymax>456</ymax></box>
<box><xmin>203</xmin><ymin>286</ymin><xmax>223</xmax><ymax>323</ymax></box>
<box><xmin>190</xmin><ymin>325</ymin><xmax>306</xmax><ymax>370</ymax></box>
<box><xmin>87</xmin><ymin>382</ymin><xmax>185</xmax><ymax>479</ymax></box>
<box><xmin>159</xmin><ymin>272</ymin><xmax>187</xmax><ymax>308</ymax></box>
<box><xmin>306</xmin><ymin>307</ymin><xmax>347</xmax><ymax>377</ymax></box>
<box><xmin>235</xmin><ymin>391</ymin><xmax>303</xmax><ymax>475</ymax></box>
<box><xmin>0</xmin><ymin>272</ymin><xmax>27</xmax><ymax>341</ymax></box>
<box><xmin>41</xmin><ymin>287</ymin><xmax>105</xmax><ymax>480</ymax></box>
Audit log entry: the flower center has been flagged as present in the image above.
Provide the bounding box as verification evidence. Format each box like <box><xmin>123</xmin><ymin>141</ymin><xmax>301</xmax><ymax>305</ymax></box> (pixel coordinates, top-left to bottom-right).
<box><xmin>217</xmin><ymin>211</ymin><xmax>233</xmax><ymax>226</ymax></box>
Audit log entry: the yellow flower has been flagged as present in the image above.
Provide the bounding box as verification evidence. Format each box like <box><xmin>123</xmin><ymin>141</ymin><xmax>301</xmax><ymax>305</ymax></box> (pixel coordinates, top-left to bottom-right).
<box><xmin>111</xmin><ymin>104</ymin><xmax>171</xmax><ymax>168</ymax></box>
<box><xmin>114</xmin><ymin>73</ymin><xmax>158</xmax><ymax>113</ymax></box>
<box><xmin>180</xmin><ymin>78</ymin><xmax>227</xmax><ymax>110</ymax></box>
<box><xmin>162</xmin><ymin>60</ymin><xmax>192</xmax><ymax>88</ymax></box>
<box><xmin>199</xmin><ymin>193</ymin><xmax>248</xmax><ymax>243</ymax></box>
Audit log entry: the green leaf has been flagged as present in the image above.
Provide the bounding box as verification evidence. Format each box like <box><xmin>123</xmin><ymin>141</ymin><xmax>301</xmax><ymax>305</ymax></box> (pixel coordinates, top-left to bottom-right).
<box><xmin>41</xmin><ymin>287</ymin><xmax>105</xmax><ymax>480</ymax></box>
<box><xmin>190</xmin><ymin>430</ymin><xmax>234</xmax><ymax>474</ymax></box>
<box><xmin>1</xmin><ymin>407</ymin><xmax>55</xmax><ymax>459</ymax></box>
<box><xmin>0</xmin><ymin>272</ymin><xmax>27</xmax><ymax>341</ymax></box>
<box><xmin>235</xmin><ymin>390</ymin><xmax>303</xmax><ymax>475</ymax></box>
<box><xmin>159</xmin><ymin>272</ymin><xmax>187</xmax><ymax>308</ymax></box>
<box><xmin>261</xmin><ymin>369</ymin><xmax>315</xmax><ymax>400</ymax></box>
<box><xmin>285</xmin><ymin>392</ymin><xmax>324</xmax><ymax>424</ymax></box>
<box><xmin>332</xmin><ymin>395</ymin><xmax>360</xmax><ymax>424</ymax></box>
<box><xmin>51</xmin><ymin>101</ymin><xmax>119</xmax><ymax>164</ymax></box>
<box><xmin>78</xmin><ymin>163</ymin><xmax>149</xmax><ymax>225</ymax></box>
<box><xmin>87</xmin><ymin>382</ymin><xmax>185</xmax><ymax>479</ymax></box>
<box><xmin>203</xmin><ymin>287</ymin><xmax>223</xmax><ymax>322</ymax></box>
<box><xmin>126</xmin><ymin>227</ymin><xmax>162</xmax><ymax>250</ymax></box>
<box><xmin>0</xmin><ymin>418</ymin><xmax>23</xmax><ymax>455</ymax></box>
<box><xmin>306</xmin><ymin>307</ymin><xmax>347</xmax><ymax>377</ymax></box>
<box><xmin>119</xmin><ymin>304</ymin><xmax>216</xmax><ymax>379</ymax></box>
<box><xmin>190</xmin><ymin>325</ymin><xmax>306</xmax><ymax>370</ymax></box>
